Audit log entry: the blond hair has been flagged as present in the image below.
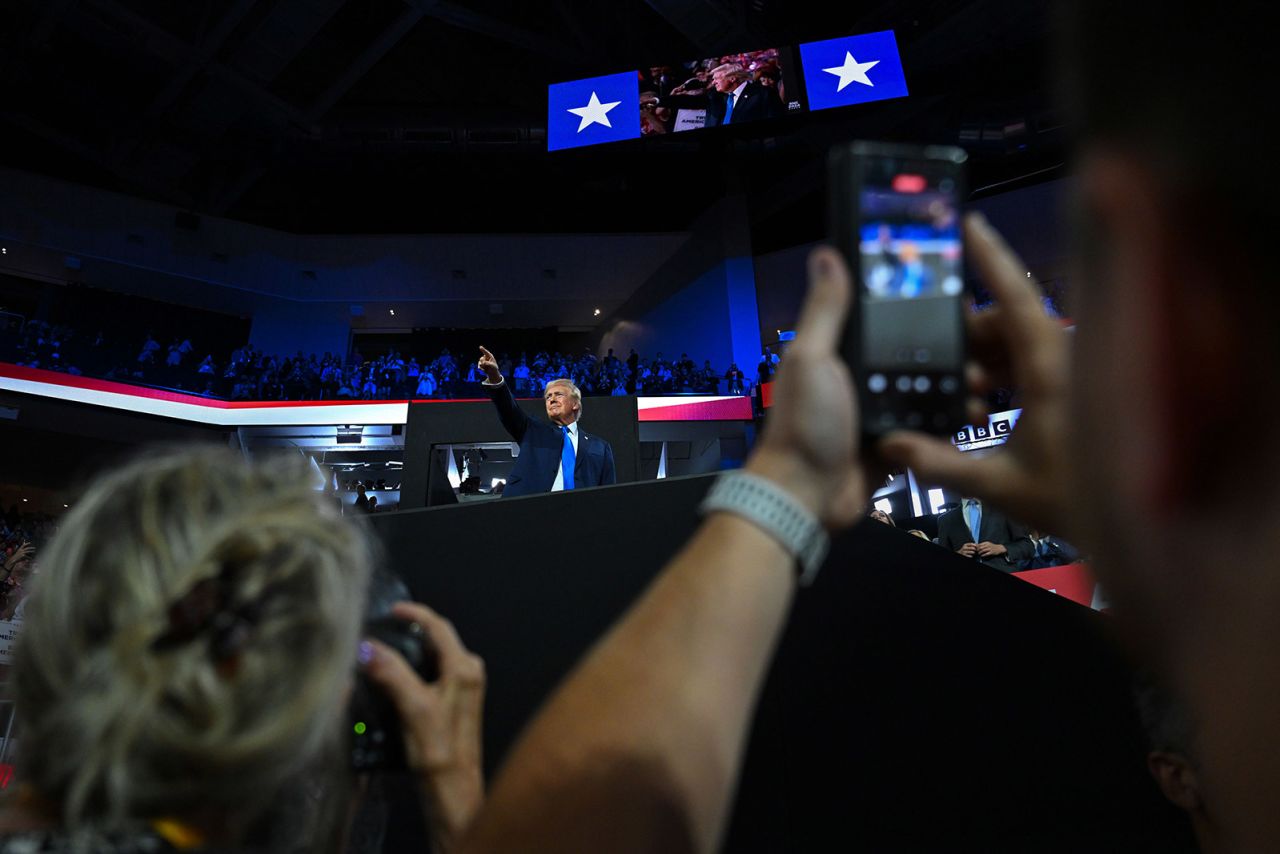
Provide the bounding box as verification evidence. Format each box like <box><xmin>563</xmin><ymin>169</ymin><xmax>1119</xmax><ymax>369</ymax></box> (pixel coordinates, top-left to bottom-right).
<box><xmin>8</xmin><ymin>447</ymin><xmax>370</xmax><ymax>831</ymax></box>
<box><xmin>544</xmin><ymin>378</ymin><xmax>583</xmax><ymax>420</ymax></box>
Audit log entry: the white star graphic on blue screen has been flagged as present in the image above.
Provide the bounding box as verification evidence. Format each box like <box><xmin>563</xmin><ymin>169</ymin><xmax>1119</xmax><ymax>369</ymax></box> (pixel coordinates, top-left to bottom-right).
<box><xmin>567</xmin><ymin>91</ymin><xmax>621</xmax><ymax>132</ymax></box>
<box><xmin>822</xmin><ymin>52</ymin><xmax>880</xmax><ymax>91</ymax></box>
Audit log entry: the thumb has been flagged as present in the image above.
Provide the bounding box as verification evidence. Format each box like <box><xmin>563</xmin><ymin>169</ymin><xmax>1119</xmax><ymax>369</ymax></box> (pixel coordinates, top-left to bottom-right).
<box><xmin>878</xmin><ymin>431</ymin><xmax>998</xmax><ymax>499</ymax></box>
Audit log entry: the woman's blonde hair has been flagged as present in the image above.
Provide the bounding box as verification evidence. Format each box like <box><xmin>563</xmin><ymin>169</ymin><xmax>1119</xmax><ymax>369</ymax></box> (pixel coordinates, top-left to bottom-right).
<box><xmin>9</xmin><ymin>447</ymin><xmax>371</xmax><ymax>831</ymax></box>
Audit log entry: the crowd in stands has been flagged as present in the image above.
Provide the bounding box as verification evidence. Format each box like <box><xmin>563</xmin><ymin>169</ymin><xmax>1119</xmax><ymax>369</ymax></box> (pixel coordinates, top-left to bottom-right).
<box><xmin>1</xmin><ymin>506</ymin><xmax>55</xmax><ymax>620</ymax></box>
<box><xmin>0</xmin><ymin>319</ymin><xmax>760</xmax><ymax>402</ymax></box>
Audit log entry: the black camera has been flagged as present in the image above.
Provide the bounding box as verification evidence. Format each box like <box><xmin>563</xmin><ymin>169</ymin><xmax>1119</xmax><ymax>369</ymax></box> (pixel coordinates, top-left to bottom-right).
<box><xmin>348</xmin><ymin>567</ymin><xmax>439</xmax><ymax>771</ymax></box>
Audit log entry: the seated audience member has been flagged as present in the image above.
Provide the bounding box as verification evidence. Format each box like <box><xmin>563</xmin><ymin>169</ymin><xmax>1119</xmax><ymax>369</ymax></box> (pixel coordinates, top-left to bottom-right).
<box><xmin>1022</xmin><ymin>530</ymin><xmax>1081</xmax><ymax>570</ymax></box>
<box><xmin>137</xmin><ymin>335</ymin><xmax>159</xmax><ymax>365</ymax></box>
<box><xmin>935</xmin><ymin>496</ymin><xmax>1033</xmax><ymax>571</ymax></box>
<box><xmin>416</xmin><ymin>369</ymin><xmax>438</xmax><ymax>398</ymax></box>
<box><xmin>701</xmin><ymin>360</ymin><xmax>718</xmax><ymax>393</ymax></box>
<box><xmin>0</xmin><ymin>449</ymin><xmax>485</xmax><ymax>852</ymax></box>
<box><xmin>868</xmin><ymin>509</ymin><xmax>895</xmax><ymax>527</ymax></box>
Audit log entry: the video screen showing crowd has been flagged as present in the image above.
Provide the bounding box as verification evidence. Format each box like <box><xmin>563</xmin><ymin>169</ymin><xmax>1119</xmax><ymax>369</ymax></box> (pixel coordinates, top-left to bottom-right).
<box><xmin>637</xmin><ymin>47</ymin><xmax>802</xmax><ymax>136</ymax></box>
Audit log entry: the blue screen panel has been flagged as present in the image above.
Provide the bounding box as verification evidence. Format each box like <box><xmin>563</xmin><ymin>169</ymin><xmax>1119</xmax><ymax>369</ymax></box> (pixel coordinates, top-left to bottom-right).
<box><xmin>547</xmin><ymin>71</ymin><xmax>641</xmax><ymax>151</ymax></box>
<box><xmin>798</xmin><ymin>30</ymin><xmax>909</xmax><ymax>112</ymax></box>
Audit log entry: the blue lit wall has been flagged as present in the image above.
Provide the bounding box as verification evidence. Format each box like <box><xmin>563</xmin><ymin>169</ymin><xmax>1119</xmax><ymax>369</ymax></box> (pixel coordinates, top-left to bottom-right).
<box><xmin>601</xmin><ymin>257</ymin><xmax>761</xmax><ymax>374</ymax></box>
<box><xmin>597</xmin><ymin>198</ymin><xmax>762</xmax><ymax>377</ymax></box>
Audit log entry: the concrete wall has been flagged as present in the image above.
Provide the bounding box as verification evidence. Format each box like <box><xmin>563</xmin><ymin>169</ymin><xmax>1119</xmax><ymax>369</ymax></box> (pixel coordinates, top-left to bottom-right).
<box><xmin>597</xmin><ymin>196</ymin><xmax>762</xmax><ymax>372</ymax></box>
<box><xmin>0</xmin><ymin>166</ymin><xmax>690</xmax><ymax>339</ymax></box>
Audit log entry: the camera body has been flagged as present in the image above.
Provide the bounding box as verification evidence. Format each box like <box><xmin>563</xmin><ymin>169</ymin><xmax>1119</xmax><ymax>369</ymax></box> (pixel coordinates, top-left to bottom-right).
<box><xmin>348</xmin><ymin>568</ymin><xmax>439</xmax><ymax>772</ymax></box>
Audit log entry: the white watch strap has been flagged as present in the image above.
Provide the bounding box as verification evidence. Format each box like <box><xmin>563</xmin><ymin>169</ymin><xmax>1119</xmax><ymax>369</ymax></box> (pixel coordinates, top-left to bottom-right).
<box><xmin>699</xmin><ymin>471</ymin><xmax>829</xmax><ymax>586</ymax></box>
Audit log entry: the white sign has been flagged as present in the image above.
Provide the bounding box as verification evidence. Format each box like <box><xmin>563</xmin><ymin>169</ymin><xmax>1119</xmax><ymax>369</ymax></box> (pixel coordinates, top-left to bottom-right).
<box><xmin>674</xmin><ymin>109</ymin><xmax>707</xmax><ymax>132</ymax></box>
<box><xmin>0</xmin><ymin>618</ymin><xmax>22</xmax><ymax>665</ymax></box>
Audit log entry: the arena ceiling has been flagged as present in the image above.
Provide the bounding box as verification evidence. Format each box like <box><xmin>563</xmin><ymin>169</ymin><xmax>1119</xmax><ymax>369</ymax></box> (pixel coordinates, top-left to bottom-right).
<box><xmin>0</xmin><ymin>0</ymin><xmax>1062</xmax><ymax>248</ymax></box>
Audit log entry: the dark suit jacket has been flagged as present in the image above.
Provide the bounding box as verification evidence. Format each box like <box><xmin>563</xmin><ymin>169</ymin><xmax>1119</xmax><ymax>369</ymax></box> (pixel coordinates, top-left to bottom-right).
<box><xmin>485</xmin><ymin>380</ymin><xmax>616</xmax><ymax>498</ymax></box>
<box><xmin>936</xmin><ymin>503</ymin><xmax>1033</xmax><ymax>572</ymax></box>
<box><xmin>1022</xmin><ymin>537</ymin><xmax>1082</xmax><ymax>571</ymax></box>
<box><xmin>707</xmin><ymin>81</ymin><xmax>784</xmax><ymax>126</ymax></box>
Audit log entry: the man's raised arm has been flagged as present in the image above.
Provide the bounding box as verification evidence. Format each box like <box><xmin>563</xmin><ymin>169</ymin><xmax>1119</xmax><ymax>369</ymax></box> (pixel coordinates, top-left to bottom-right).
<box><xmin>460</xmin><ymin>248</ymin><xmax>869</xmax><ymax>854</ymax></box>
<box><xmin>477</xmin><ymin>345</ymin><xmax>530</xmax><ymax>444</ymax></box>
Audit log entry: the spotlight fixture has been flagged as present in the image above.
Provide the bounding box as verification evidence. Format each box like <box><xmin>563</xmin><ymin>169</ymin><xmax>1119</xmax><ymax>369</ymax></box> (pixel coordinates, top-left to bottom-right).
<box><xmin>389</xmin><ymin>309</ymin><xmax>395</xmax><ymax>316</ymax></box>
<box><xmin>593</xmin><ymin>308</ymin><xmax>601</xmax><ymax>316</ymax></box>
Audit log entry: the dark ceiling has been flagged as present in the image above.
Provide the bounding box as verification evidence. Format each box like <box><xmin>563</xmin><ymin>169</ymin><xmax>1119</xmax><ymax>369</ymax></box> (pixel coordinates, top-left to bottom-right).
<box><xmin>0</xmin><ymin>0</ymin><xmax>1064</xmax><ymax>251</ymax></box>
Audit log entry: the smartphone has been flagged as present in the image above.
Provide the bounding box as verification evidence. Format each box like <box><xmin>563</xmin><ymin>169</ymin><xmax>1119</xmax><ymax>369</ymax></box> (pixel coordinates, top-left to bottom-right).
<box><xmin>829</xmin><ymin>140</ymin><xmax>968</xmax><ymax>439</ymax></box>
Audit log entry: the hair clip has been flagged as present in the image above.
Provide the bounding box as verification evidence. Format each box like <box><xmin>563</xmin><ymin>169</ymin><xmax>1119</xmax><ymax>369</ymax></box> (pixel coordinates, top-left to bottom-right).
<box><xmin>151</xmin><ymin>562</ymin><xmax>262</xmax><ymax>665</ymax></box>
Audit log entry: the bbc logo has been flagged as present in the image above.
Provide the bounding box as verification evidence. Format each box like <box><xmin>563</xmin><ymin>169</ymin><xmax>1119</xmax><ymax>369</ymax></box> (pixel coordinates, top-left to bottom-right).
<box><xmin>954</xmin><ymin>417</ymin><xmax>1013</xmax><ymax>445</ymax></box>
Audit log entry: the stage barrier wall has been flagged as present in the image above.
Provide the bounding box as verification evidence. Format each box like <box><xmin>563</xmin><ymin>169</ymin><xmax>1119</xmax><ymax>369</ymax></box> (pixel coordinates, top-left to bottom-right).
<box><xmin>400</xmin><ymin>395</ymin><xmax>640</xmax><ymax>509</ymax></box>
<box><xmin>370</xmin><ymin>475</ymin><xmax>1193</xmax><ymax>852</ymax></box>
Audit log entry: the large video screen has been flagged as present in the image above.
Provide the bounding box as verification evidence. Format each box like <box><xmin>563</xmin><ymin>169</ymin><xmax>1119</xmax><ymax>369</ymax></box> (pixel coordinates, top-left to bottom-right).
<box><xmin>547</xmin><ymin>46</ymin><xmax>804</xmax><ymax>151</ymax></box>
<box><xmin>638</xmin><ymin>48</ymin><xmax>804</xmax><ymax>136</ymax></box>
<box><xmin>548</xmin><ymin>31</ymin><xmax>908</xmax><ymax>151</ymax></box>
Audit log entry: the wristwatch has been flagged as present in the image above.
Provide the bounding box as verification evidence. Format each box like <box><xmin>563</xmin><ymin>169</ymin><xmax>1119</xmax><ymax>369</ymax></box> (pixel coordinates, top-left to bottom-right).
<box><xmin>699</xmin><ymin>470</ymin><xmax>830</xmax><ymax>586</ymax></box>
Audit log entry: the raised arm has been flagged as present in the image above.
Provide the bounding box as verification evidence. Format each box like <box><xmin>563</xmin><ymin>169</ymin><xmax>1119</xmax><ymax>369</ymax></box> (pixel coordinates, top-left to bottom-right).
<box><xmin>477</xmin><ymin>345</ymin><xmax>531</xmax><ymax>444</ymax></box>
<box><xmin>460</xmin><ymin>248</ymin><xmax>868</xmax><ymax>854</ymax></box>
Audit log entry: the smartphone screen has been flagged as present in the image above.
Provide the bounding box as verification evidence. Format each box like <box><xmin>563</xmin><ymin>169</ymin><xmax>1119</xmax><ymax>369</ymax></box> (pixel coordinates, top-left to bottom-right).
<box><xmin>831</xmin><ymin>142</ymin><xmax>968</xmax><ymax>436</ymax></box>
<box><xmin>858</xmin><ymin>153</ymin><xmax>964</xmax><ymax>370</ymax></box>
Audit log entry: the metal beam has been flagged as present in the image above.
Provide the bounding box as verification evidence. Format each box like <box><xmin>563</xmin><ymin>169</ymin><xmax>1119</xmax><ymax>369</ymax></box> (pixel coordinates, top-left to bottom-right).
<box><xmin>0</xmin><ymin>110</ymin><xmax>197</xmax><ymax>209</ymax></box>
<box><xmin>140</xmin><ymin>0</ymin><xmax>262</xmax><ymax>123</ymax></box>
<box><xmin>407</xmin><ymin>0</ymin><xmax>578</xmax><ymax>61</ymax></box>
<box><xmin>642</xmin><ymin>0</ymin><xmax>745</xmax><ymax>55</ymax></box>
<box><xmin>305</xmin><ymin>5</ymin><xmax>428</xmax><ymax>122</ymax></box>
<box><xmin>80</xmin><ymin>0</ymin><xmax>312</xmax><ymax>127</ymax></box>
<box><xmin>108</xmin><ymin>0</ymin><xmax>263</xmax><ymax>170</ymax></box>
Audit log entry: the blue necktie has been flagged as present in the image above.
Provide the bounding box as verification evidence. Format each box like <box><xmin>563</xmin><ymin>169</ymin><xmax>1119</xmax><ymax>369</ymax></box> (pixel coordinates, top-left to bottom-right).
<box><xmin>561</xmin><ymin>426</ymin><xmax>576</xmax><ymax>490</ymax></box>
<box><xmin>966</xmin><ymin>501</ymin><xmax>981</xmax><ymax>543</ymax></box>
<box><xmin>723</xmin><ymin>93</ymin><xmax>735</xmax><ymax>124</ymax></box>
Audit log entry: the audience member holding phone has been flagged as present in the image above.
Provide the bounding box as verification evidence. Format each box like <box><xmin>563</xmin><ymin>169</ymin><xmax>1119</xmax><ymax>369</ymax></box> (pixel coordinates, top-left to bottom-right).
<box><xmin>454</xmin><ymin>8</ymin><xmax>1277</xmax><ymax>851</ymax></box>
<box><xmin>0</xmin><ymin>450</ymin><xmax>485</xmax><ymax>853</ymax></box>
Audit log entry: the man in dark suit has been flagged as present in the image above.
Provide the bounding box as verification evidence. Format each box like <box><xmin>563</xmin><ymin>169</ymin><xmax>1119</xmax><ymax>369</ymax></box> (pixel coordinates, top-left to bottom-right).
<box><xmin>476</xmin><ymin>346</ymin><xmax>616</xmax><ymax>498</ymax></box>
<box><xmin>1022</xmin><ymin>531</ymin><xmax>1082</xmax><ymax>570</ymax></box>
<box><xmin>936</xmin><ymin>496</ymin><xmax>1033</xmax><ymax>572</ymax></box>
<box><xmin>705</xmin><ymin>64</ymin><xmax>784</xmax><ymax>127</ymax></box>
